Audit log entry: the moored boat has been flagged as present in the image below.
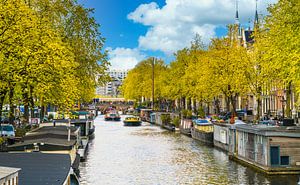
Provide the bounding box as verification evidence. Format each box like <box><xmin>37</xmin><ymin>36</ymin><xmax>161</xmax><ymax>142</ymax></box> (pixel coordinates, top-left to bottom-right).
<box><xmin>191</xmin><ymin>119</ymin><xmax>214</xmax><ymax>145</ymax></box>
<box><xmin>123</xmin><ymin>116</ymin><xmax>142</xmax><ymax>126</ymax></box>
<box><xmin>104</xmin><ymin>111</ymin><xmax>121</xmax><ymax>121</ymax></box>
<box><xmin>180</xmin><ymin>119</ymin><xmax>193</xmax><ymax>137</ymax></box>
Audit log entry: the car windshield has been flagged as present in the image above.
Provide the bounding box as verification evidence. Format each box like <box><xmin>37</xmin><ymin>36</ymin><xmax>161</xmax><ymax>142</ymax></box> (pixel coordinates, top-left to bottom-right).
<box><xmin>0</xmin><ymin>125</ymin><xmax>14</xmax><ymax>131</ymax></box>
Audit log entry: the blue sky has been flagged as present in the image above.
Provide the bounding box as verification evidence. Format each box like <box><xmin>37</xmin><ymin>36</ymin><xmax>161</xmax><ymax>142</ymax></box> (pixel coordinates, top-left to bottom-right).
<box><xmin>80</xmin><ymin>0</ymin><xmax>276</xmax><ymax>70</ymax></box>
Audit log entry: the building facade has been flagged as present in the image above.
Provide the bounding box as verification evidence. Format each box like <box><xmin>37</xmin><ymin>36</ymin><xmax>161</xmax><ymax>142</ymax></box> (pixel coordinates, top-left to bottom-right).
<box><xmin>96</xmin><ymin>69</ymin><xmax>128</xmax><ymax>97</ymax></box>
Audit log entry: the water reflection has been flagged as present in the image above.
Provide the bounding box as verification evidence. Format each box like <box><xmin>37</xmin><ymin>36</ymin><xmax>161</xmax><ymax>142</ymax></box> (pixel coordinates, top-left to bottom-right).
<box><xmin>79</xmin><ymin>116</ymin><xmax>299</xmax><ymax>185</ymax></box>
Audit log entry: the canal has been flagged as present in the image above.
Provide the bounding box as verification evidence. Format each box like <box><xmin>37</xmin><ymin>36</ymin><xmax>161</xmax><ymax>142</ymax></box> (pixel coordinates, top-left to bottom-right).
<box><xmin>79</xmin><ymin>115</ymin><xmax>299</xmax><ymax>185</ymax></box>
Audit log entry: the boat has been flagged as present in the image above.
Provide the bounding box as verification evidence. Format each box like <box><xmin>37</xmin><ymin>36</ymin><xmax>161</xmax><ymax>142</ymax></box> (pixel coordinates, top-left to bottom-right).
<box><xmin>104</xmin><ymin>111</ymin><xmax>121</xmax><ymax>121</ymax></box>
<box><xmin>162</xmin><ymin>123</ymin><xmax>175</xmax><ymax>131</ymax></box>
<box><xmin>123</xmin><ymin>116</ymin><xmax>142</xmax><ymax>126</ymax></box>
<box><xmin>50</xmin><ymin>118</ymin><xmax>94</xmax><ymax>160</ymax></box>
<box><xmin>191</xmin><ymin>119</ymin><xmax>214</xmax><ymax>145</ymax></box>
<box><xmin>179</xmin><ymin>119</ymin><xmax>193</xmax><ymax>137</ymax></box>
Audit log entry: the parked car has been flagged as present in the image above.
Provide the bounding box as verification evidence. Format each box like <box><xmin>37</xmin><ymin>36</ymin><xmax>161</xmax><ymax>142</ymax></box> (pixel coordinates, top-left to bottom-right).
<box><xmin>0</xmin><ymin>124</ymin><xmax>15</xmax><ymax>138</ymax></box>
<box><xmin>219</xmin><ymin>110</ymin><xmax>247</xmax><ymax>121</ymax></box>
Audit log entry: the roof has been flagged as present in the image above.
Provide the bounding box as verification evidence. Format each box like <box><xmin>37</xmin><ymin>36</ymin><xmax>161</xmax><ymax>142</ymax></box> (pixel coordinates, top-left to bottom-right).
<box><xmin>28</xmin><ymin>126</ymin><xmax>79</xmax><ymax>136</ymax></box>
<box><xmin>0</xmin><ymin>153</ymin><xmax>71</xmax><ymax>185</ymax></box>
<box><xmin>236</xmin><ymin>124</ymin><xmax>300</xmax><ymax>137</ymax></box>
<box><xmin>71</xmin><ymin>111</ymin><xmax>89</xmax><ymax>116</ymax></box>
<box><xmin>214</xmin><ymin>120</ymin><xmax>247</xmax><ymax>128</ymax></box>
<box><xmin>8</xmin><ymin>126</ymin><xmax>78</xmax><ymax>151</ymax></box>
<box><xmin>53</xmin><ymin>119</ymin><xmax>90</xmax><ymax>124</ymax></box>
<box><xmin>8</xmin><ymin>138</ymin><xmax>76</xmax><ymax>151</ymax></box>
<box><xmin>0</xmin><ymin>166</ymin><xmax>20</xmax><ymax>180</ymax></box>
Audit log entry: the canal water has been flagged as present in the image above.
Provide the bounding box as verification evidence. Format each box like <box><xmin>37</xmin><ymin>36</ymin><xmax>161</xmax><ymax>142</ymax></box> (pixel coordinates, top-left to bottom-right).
<box><xmin>79</xmin><ymin>115</ymin><xmax>299</xmax><ymax>185</ymax></box>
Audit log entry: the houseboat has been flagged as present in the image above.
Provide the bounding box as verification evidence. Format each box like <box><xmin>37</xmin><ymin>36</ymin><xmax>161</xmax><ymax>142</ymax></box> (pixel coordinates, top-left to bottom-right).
<box><xmin>0</xmin><ymin>153</ymin><xmax>80</xmax><ymax>185</ymax></box>
<box><xmin>213</xmin><ymin>119</ymin><xmax>246</xmax><ymax>152</ymax></box>
<box><xmin>8</xmin><ymin>125</ymin><xmax>81</xmax><ymax>175</ymax></box>
<box><xmin>150</xmin><ymin>112</ymin><xmax>156</xmax><ymax>124</ymax></box>
<box><xmin>160</xmin><ymin>113</ymin><xmax>176</xmax><ymax>132</ymax></box>
<box><xmin>104</xmin><ymin>111</ymin><xmax>121</xmax><ymax>121</ymax></box>
<box><xmin>123</xmin><ymin>116</ymin><xmax>142</xmax><ymax>126</ymax></box>
<box><xmin>191</xmin><ymin>119</ymin><xmax>214</xmax><ymax>145</ymax></box>
<box><xmin>140</xmin><ymin>109</ymin><xmax>152</xmax><ymax>122</ymax></box>
<box><xmin>50</xmin><ymin>119</ymin><xmax>94</xmax><ymax>161</ymax></box>
<box><xmin>180</xmin><ymin>119</ymin><xmax>193</xmax><ymax>136</ymax></box>
<box><xmin>229</xmin><ymin>124</ymin><xmax>300</xmax><ymax>174</ymax></box>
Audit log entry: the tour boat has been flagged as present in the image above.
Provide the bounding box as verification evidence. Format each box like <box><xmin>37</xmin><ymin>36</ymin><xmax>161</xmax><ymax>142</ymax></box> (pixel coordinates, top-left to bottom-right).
<box><xmin>123</xmin><ymin>116</ymin><xmax>142</xmax><ymax>126</ymax></box>
<box><xmin>104</xmin><ymin>111</ymin><xmax>121</xmax><ymax>121</ymax></box>
<box><xmin>191</xmin><ymin>119</ymin><xmax>214</xmax><ymax>145</ymax></box>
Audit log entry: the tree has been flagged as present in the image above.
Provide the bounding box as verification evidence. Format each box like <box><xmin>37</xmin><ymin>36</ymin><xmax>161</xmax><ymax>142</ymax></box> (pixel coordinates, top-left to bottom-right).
<box><xmin>255</xmin><ymin>0</ymin><xmax>300</xmax><ymax>117</ymax></box>
<box><xmin>208</xmin><ymin>25</ymin><xmax>249</xmax><ymax>114</ymax></box>
<box><xmin>121</xmin><ymin>58</ymin><xmax>167</xmax><ymax>106</ymax></box>
<box><xmin>0</xmin><ymin>0</ymin><xmax>109</xmax><ymax>123</ymax></box>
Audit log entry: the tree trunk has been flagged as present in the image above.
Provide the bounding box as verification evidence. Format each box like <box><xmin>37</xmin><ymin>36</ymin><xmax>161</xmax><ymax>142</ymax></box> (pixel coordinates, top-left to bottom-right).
<box><xmin>192</xmin><ymin>99</ymin><xmax>196</xmax><ymax>114</ymax></box>
<box><xmin>230</xmin><ymin>94</ymin><xmax>237</xmax><ymax>117</ymax></box>
<box><xmin>40</xmin><ymin>105</ymin><xmax>44</xmax><ymax>122</ymax></box>
<box><xmin>0</xmin><ymin>90</ymin><xmax>7</xmax><ymax>123</ymax></box>
<box><xmin>182</xmin><ymin>97</ymin><xmax>186</xmax><ymax>110</ymax></box>
<box><xmin>207</xmin><ymin>102</ymin><xmax>210</xmax><ymax>115</ymax></box>
<box><xmin>256</xmin><ymin>96</ymin><xmax>262</xmax><ymax>120</ymax></box>
<box><xmin>285</xmin><ymin>82</ymin><xmax>292</xmax><ymax>118</ymax></box>
<box><xmin>214</xmin><ymin>97</ymin><xmax>220</xmax><ymax>114</ymax></box>
<box><xmin>29</xmin><ymin>86</ymin><xmax>35</xmax><ymax>119</ymax></box>
<box><xmin>225</xmin><ymin>95</ymin><xmax>230</xmax><ymax>112</ymax></box>
<box><xmin>187</xmin><ymin>97</ymin><xmax>192</xmax><ymax>110</ymax></box>
<box><xmin>23</xmin><ymin>92</ymin><xmax>29</xmax><ymax>124</ymax></box>
<box><xmin>8</xmin><ymin>87</ymin><xmax>14</xmax><ymax>125</ymax></box>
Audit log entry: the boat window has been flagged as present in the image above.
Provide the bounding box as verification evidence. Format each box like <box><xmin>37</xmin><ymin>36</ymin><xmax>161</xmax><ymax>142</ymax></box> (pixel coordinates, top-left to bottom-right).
<box><xmin>280</xmin><ymin>156</ymin><xmax>289</xmax><ymax>166</ymax></box>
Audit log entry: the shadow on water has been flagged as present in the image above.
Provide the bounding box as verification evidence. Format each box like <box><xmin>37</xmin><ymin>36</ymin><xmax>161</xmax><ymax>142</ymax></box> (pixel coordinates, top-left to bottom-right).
<box><xmin>79</xmin><ymin>115</ymin><xmax>300</xmax><ymax>185</ymax></box>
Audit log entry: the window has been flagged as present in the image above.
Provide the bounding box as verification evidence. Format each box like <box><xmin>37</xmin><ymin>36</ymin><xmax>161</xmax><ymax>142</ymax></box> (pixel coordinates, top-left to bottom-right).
<box><xmin>280</xmin><ymin>156</ymin><xmax>289</xmax><ymax>165</ymax></box>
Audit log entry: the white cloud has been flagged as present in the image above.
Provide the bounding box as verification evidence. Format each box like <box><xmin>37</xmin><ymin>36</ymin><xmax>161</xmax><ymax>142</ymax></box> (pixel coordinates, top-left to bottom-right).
<box><xmin>107</xmin><ymin>47</ymin><xmax>146</xmax><ymax>70</ymax></box>
<box><xmin>128</xmin><ymin>0</ymin><xmax>277</xmax><ymax>54</ymax></box>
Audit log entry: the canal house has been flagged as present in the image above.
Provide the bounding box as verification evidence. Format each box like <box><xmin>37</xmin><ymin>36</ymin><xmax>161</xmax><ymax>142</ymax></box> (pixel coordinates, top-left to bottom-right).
<box><xmin>229</xmin><ymin>124</ymin><xmax>300</xmax><ymax>174</ymax></box>
<box><xmin>214</xmin><ymin>120</ymin><xmax>246</xmax><ymax>151</ymax></box>
<box><xmin>0</xmin><ymin>166</ymin><xmax>20</xmax><ymax>185</ymax></box>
